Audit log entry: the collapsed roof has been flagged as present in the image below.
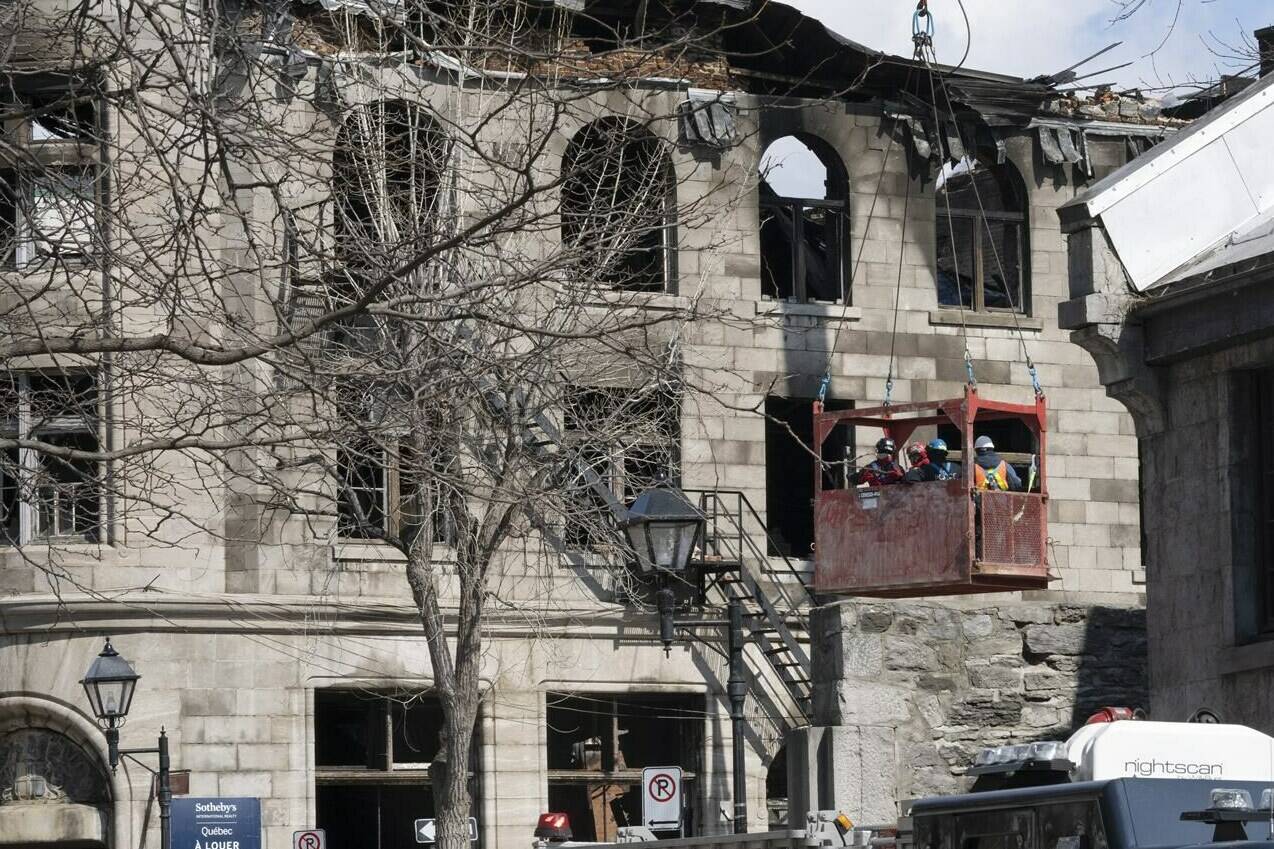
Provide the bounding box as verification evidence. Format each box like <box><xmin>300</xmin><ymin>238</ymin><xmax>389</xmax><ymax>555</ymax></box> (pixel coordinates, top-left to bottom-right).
<box><xmin>277</xmin><ymin>0</ymin><xmax>1179</xmax><ymax>170</ymax></box>
<box><xmin>1060</xmin><ymin>70</ymin><xmax>1274</xmax><ymax>294</ymax></box>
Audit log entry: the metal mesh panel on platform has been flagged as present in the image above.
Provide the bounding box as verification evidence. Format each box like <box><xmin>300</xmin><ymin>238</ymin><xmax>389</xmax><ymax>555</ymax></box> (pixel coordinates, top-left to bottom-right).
<box><xmin>980</xmin><ymin>492</ymin><xmax>1044</xmax><ymax>566</ymax></box>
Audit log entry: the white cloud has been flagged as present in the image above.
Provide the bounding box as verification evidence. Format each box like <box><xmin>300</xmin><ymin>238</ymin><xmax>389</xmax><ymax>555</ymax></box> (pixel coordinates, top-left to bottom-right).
<box><xmin>780</xmin><ymin>0</ymin><xmax>1265</xmax><ymax>95</ymax></box>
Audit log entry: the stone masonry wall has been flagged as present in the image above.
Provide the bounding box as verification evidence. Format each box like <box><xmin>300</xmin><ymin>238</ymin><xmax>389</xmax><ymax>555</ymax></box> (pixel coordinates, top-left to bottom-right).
<box><xmin>808</xmin><ymin>599</ymin><xmax>1146</xmax><ymax>817</ymax></box>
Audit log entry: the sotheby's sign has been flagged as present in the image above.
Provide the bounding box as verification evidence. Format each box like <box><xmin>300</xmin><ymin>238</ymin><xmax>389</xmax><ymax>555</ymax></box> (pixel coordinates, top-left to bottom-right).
<box><xmin>172</xmin><ymin>798</ymin><xmax>262</xmax><ymax>849</ymax></box>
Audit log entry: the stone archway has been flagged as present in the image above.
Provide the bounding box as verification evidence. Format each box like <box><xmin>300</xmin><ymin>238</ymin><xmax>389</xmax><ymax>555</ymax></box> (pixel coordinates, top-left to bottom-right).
<box><xmin>0</xmin><ymin>726</ymin><xmax>112</xmax><ymax>847</ymax></box>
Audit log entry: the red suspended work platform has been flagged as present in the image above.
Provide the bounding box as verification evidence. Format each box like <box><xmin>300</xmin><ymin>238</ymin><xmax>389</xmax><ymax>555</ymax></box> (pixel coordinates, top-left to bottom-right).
<box><xmin>812</xmin><ymin>386</ymin><xmax>1051</xmax><ymax>598</ymax></box>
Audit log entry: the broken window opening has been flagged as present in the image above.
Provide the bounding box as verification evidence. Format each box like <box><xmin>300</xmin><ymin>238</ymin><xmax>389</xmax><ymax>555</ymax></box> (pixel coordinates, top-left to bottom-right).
<box><xmin>336</xmin><ymin>437</ymin><xmax>457</xmax><ymax>546</ymax></box>
<box><xmin>27</xmin><ymin>91</ymin><xmax>96</xmax><ymax>142</ymax></box>
<box><xmin>758</xmin><ymin>134</ymin><xmax>848</xmax><ymax>304</ymax></box>
<box><xmin>561</xmin><ymin>385</ymin><xmax>680</xmax><ymax>551</ymax></box>
<box><xmin>0</xmin><ymin>371</ymin><xmax>101</xmax><ymax>544</ymax></box>
<box><xmin>0</xmin><ymin>80</ymin><xmax>101</xmax><ymax>268</ymax></box>
<box><xmin>546</xmin><ymin>692</ymin><xmax>702</xmax><ymax>841</ymax></box>
<box><xmin>764</xmin><ymin>395</ymin><xmax>853</xmax><ymax>558</ymax></box>
<box><xmin>333</xmin><ymin>100</ymin><xmax>447</xmax><ymax>301</ymax></box>
<box><xmin>935</xmin><ymin>157</ymin><xmax>1028</xmax><ymax>313</ymax></box>
<box><xmin>561</xmin><ymin>118</ymin><xmax>677</xmax><ymax>294</ymax></box>
<box><xmin>316</xmin><ymin>690</ymin><xmax>478</xmax><ymax>849</ymax></box>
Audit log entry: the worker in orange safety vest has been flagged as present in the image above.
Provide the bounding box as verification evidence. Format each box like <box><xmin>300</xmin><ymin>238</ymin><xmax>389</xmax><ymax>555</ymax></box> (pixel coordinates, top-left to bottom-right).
<box><xmin>972</xmin><ymin>435</ymin><xmax>1022</xmax><ymax>491</ymax></box>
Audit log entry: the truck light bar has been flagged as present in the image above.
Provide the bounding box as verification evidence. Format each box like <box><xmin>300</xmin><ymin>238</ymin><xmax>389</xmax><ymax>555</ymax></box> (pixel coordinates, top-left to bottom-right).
<box><xmin>969</xmin><ymin>741</ymin><xmax>1072</xmax><ymax>776</ymax></box>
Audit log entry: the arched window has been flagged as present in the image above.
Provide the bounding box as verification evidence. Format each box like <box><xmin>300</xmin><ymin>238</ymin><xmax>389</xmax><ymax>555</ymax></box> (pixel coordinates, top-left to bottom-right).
<box><xmin>934</xmin><ymin>156</ymin><xmax>1028</xmax><ymax>312</ymax></box>
<box><xmin>561</xmin><ymin>118</ymin><xmax>676</xmax><ymax>293</ymax></box>
<box><xmin>333</xmin><ymin>100</ymin><xmax>447</xmax><ymax>279</ymax></box>
<box><xmin>758</xmin><ymin>134</ymin><xmax>848</xmax><ymax>304</ymax></box>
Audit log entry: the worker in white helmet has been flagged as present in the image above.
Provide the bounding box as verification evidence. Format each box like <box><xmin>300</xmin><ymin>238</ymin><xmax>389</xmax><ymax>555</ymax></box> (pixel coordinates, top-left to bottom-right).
<box><xmin>972</xmin><ymin>435</ymin><xmax>1022</xmax><ymax>492</ymax></box>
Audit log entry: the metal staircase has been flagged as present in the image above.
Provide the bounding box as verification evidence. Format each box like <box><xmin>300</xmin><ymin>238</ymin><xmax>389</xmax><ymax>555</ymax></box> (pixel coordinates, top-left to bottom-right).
<box><xmin>687</xmin><ymin>490</ymin><xmax>814</xmax><ymax>724</ymax></box>
<box><xmin>503</xmin><ymin>393</ymin><xmax>815</xmax><ymax>725</ymax></box>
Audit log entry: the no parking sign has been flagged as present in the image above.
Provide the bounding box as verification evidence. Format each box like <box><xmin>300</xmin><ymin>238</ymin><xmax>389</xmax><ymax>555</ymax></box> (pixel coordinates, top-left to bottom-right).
<box><xmin>641</xmin><ymin>766</ymin><xmax>682</xmax><ymax>831</ymax></box>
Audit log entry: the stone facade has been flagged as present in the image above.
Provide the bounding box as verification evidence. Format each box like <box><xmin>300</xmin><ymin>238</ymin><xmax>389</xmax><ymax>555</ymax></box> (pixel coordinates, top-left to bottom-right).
<box><xmin>793</xmin><ymin>599</ymin><xmax>1146</xmax><ymax>823</ymax></box>
<box><xmin>0</xmin><ymin>5</ymin><xmax>1160</xmax><ymax>849</ymax></box>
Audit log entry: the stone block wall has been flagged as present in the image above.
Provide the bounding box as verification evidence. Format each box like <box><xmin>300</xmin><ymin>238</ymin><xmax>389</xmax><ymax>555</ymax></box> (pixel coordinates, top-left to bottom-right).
<box><xmin>680</xmin><ymin>98</ymin><xmax>1145</xmax><ymax>596</ymax></box>
<box><xmin>806</xmin><ymin>599</ymin><xmax>1146</xmax><ymax>820</ymax></box>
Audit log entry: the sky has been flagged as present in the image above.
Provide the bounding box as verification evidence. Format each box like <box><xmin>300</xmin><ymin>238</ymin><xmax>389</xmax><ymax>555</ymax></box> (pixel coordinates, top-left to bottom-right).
<box><xmin>779</xmin><ymin>0</ymin><xmax>1272</xmax><ymax>97</ymax></box>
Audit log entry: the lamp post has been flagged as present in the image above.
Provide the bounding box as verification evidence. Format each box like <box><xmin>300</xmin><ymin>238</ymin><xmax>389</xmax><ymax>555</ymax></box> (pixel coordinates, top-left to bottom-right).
<box><xmin>81</xmin><ymin>637</ymin><xmax>173</xmax><ymax>849</ymax></box>
<box><xmin>625</xmin><ymin>484</ymin><xmax>755</xmax><ymax>832</ymax></box>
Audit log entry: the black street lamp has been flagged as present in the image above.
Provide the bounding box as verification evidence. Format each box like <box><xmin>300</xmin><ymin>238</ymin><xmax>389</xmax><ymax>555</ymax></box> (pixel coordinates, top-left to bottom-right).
<box><xmin>623</xmin><ymin>485</ymin><xmax>749</xmax><ymax>833</ymax></box>
<box><xmin>81</xmin><ymin>638</ymin><xmax>174</xmax><ymax>849</ymax></box>
<box><xmin>622</xmin><ymin>484</ymin><xmax>704</xmax><ymax>574</ymax></box>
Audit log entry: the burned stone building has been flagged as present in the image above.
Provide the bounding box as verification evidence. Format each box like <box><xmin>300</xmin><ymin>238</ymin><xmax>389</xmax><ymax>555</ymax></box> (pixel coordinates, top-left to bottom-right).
<box><xmin>0</xmin><ymin>1</ymin><xmax>1166</xmax><ymax>848</ymax></box>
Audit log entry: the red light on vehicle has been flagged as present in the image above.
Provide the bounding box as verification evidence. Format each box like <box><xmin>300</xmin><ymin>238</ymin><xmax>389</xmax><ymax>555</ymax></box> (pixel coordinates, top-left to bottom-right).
<box><xmin>1085</xmin><ymin>706</ymin><xmax>1136</xmax><ymax>724</ymax></box>
<box><xmin>535</xmin><ymin>813</ymin><xmax>573</xmax><ymax>842</ymax></box>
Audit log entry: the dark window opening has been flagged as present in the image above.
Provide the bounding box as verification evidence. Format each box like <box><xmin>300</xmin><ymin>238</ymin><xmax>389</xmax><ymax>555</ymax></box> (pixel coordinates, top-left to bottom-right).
<box><xmin>28</xmin><ymin>92</ymin><xmax>96</xmax><ymax>141</ymax></box>
<box><xmin>336</xmin><ymin>439</ymin><xmax>456</xmax><ymax>546</ymax></box>
<box><xmin>562</xmin><ymin>386</ymin><xmax>680</xmax><ymax>550</ymax></box>
<box><xmin>332</xmin><ymin>101</ymin><xmax>446</xmax><ymax>318</ymax></box>
<box><xmin>765</xmin><ymin>396</ymin><xmax>853</xmax><ymax>558</ymax></box>
<box><xmin>0</xmin><ymin>79</ymin><xmax>101</xmax><ymax>268</ymax></box>
<box><xmin>0</xmin><ymin>372</ymin><xmax>100</xmax><ymax>544</ymax></box>
<box><xmin>935</xmin><ymin>157</ymin><xmax>1028</xmax><ymax>313</ymax></box>
<box><xmin>758</xmin><ymin>135</ymin><xmax>848</xmax><ymax>304</ymax></box>
<box><xmin>561</xmin><ymin>118</ymin><xmax>676</xmax><ymax>293</ymax></box>
<box><xmin>546</xmin><ymin>692</ymin><xmax>702</xmax><ymax>841</ymax></box>
<box><xmin>766</xmin><ymin>745</ymin><xmax>787</xmax><ymax>828</ymax></box>
<box><xmin>938</xmin><ymin>417</ymin><xmax>1035</xmax><ymax>482</ymax></box>
<box><xmin>316</xmin><ymin>691</ymin><xmax>475</xmax><ymax>849</ymax></box>
<box><xmin>1247</xmin><ymin>369</ymin><xmax>1274</xmax><ymax>634</ymax></box>
<box><xmin>318</xmin><ymin>785</ymin><xmax>432</xmax><ymax>849</ymax></box>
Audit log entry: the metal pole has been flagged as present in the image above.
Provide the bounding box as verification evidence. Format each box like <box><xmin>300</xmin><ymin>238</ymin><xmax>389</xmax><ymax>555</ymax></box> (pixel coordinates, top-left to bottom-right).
<box><xmin>657</xmin><ymin>584</ymin><xmax>677</xmax><ymax>657</ymax></box>
<box><xmin>158</xmin><ymin>728</ymin><xmax>172</xmax><ymax>849</ymax></box>
<box><xmin>105</xmin><ymin>725</ymin><xmax>120</xmax><ymax>772</ymax></box>
<box><xmin>727</xmin><ymin>602</ymin><xmax>747</xmax><ymax>834</ymax></box>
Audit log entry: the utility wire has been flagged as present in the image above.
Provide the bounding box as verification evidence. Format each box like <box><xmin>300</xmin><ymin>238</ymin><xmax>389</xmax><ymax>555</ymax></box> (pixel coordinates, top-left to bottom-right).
<box><xmin>920</xmin><ymin>33</ymin><xmax>1043</xmax><ymax>397</ymax></box>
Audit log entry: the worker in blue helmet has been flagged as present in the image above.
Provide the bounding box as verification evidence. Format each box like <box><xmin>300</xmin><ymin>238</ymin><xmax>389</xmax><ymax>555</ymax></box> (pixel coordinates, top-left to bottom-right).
<box><xmin>907</xmin><ymin>438</ymin><xmax>960</xmax><ymax>482</ymax></box>
<box><xmin>926</xmin><ymin>438</ymin><xmax>961</xmax><ymax>480</ymax></box>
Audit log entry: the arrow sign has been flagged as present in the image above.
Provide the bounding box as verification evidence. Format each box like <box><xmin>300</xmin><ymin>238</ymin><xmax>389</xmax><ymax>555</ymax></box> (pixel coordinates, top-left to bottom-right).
<box><xmin>641</xmin><ymin>766</ymin><xmax>683</xmax><ymax>832</ymax></box>
<box><xmin>415</xmin><ymin>818</ymin><xmax>479</xmax><ymax>843</ymax></box>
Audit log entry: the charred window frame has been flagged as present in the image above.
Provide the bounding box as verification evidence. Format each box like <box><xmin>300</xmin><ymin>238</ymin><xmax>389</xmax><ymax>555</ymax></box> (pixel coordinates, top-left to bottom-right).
<box><xmin>561</xmin><ymin>118</ymin><xmax>677</xmax><ymax>294</ymax></box>
<box><xmin>935</xmin><ymin>157</ymin><xmax>1029</xmax><ymax>314</ymax></box>
<box><xmin>758</xmin><ymin>134</ymin><xmax>849</xmax><ymax>305</ymax></box>
<box><xmin>336</xmin><ymin>438</ymin><xmax>456</xmax><ymax>546</ymax></box>
<box><xmin>545</xmin><ymin>692</ymin><xmax>703</xmax><ymax>842</ymax></box>
<box><xmin>561</xmin><ymin>386</ymin><xmax>680</xmax><ymax>550</ymax></box>
<box><xmin>0</xmin><ymin>78</ymin><xmax>101</xmax><ymax>269</ymax></box>
<box><xmin>0</xmin><ymin>371</ymin><xmax>101</xmax><ymax>544</ymax></box>
<box><xmin>315</xmin><ymin>690</ymin><xmax>480</xmax><ymax>849</ymax></box>
<box><xmin>331</xmin><ymin>100</ymin><xmax>447</xmax><ymax>316</ymax></box>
